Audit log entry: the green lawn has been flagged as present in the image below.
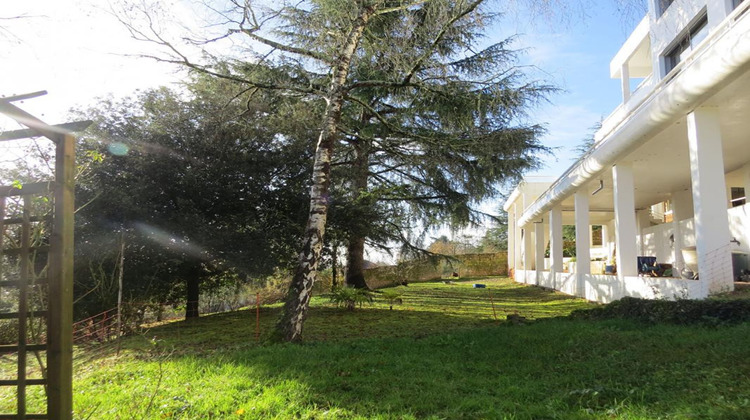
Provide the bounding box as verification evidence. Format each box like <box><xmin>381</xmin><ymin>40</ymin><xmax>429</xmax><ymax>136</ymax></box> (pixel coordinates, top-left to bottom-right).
<box><xmin>3</xmin><ymin>277</ymin><xmax>750</xmax><ymax>419</ymax></box>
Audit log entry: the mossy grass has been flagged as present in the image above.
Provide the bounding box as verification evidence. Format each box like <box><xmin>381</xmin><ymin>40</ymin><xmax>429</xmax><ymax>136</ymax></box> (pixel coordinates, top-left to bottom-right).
<box><xmin>3</xmin><ymin>277</ymin><xmax>750</xmax><ymax>419</ymax></box>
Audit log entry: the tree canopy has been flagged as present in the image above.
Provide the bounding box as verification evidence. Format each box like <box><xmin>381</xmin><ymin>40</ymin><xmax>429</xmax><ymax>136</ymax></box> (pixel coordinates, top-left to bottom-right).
<box><xmin>73</xmin><ymin>74</ymin><xmax>317</xmax><ymax>319</ymax></box>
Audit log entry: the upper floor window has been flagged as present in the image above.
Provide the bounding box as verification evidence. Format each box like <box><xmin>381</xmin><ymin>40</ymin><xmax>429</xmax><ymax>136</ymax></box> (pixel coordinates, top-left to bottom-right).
<box><xmin>658</xmin><ymin>0</ymin><xmax>675</xmax><ymax>16</ymax></box>
<box><xmin>664</xmin><ymin>13</ymin><xmax>708</xmax><ymax>74</ymax></box>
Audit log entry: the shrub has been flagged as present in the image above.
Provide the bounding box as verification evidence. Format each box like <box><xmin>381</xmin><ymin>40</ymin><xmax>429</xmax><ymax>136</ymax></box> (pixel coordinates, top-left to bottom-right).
<box><xmin>570</xmin><ymin>296</ymin><xmax>750</xmax><ymax>325</ymax></box>
<box><xmin>328</xmin><ymin>287</ymin><xmax>374</xmax><ymax>311</ymax></box>
<box><xmin>380</xmin><ymin>289</ymin><xmax>404</xmax><ymax>310</ymax></box>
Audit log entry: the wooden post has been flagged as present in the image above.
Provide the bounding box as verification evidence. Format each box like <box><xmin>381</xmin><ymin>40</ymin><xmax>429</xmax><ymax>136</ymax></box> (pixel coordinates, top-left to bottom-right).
<box><xmin>18</xmin><ymin>197</ymin><xmax>31</xmax><ymax>417</ymax></box>
<box><xmin>488</xmin><ymin>288</ymin><xmax>498</xmax><ymax>322</ymax></box>
<box><xmin>0</xmin><ymin>197</ymin><xmax>5</xmax><ymax>293</ymax></box>
<box><xmin>116</xmin><ymin>233</ymin><xmax>125</xmax><ymax>355</ymax></box>
<box><xmin>255</xmin><ymin>293</ymin><xmax>260</xmax><ymax>342</ymax></box>
<box><xmin>47</xmin><ymin>133</ymin><xmax>75</xmax><ymax>419</ymax></box>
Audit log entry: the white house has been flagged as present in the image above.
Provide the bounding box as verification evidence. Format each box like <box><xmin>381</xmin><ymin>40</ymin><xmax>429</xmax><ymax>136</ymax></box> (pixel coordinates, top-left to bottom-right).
<box><xmin>504</xmin><ymin>0</ymin><xmax>750</xmax><ymax>303</ymax></box>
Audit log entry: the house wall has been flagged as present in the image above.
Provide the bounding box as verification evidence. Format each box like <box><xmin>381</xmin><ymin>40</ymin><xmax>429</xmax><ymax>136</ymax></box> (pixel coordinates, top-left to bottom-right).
<box><xmin>515</xmin><ymin>270</ymin><xmax>705</xmax><ymax>303</ymax></box>
<box><xmin>649</xmin><ymin>0</ymin><xmax>737</xmax><ymax>77</ymax></box>
<box><xmin>557</xmin><ymin>272</ymin><xmax>577</xmax><ymax>296</ymax></box>
<box><xmin>640</xmin><ymin>223</ymin><xmax>677</xmax><ymax>263</ymax></box>
<box><xmin>638</xmin><ymin>204</ymin><xmax>747</xmax><ymax>264</ymax></box>
<box><xmin>728</xmin><ymin>203</ymin><xmax>750</xmax><ymax>254</ymax></box>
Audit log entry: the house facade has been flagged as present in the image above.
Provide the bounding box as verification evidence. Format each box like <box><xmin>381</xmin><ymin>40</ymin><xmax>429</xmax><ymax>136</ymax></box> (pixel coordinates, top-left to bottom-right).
<box><xmin>504</xmin><ymin>0</ymin><xmax>750</xmax><ymax>302</ymax></box>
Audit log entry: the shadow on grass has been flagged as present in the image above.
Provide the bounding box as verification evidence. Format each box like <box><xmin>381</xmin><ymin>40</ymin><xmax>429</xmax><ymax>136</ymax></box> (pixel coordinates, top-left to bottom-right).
<box><xmin>63</xmin><ymin>277</ymin><xmax>750</xmax><ymax>418</ymax></box>
<box><xmin>107</xmin><ymin>318</ymin><xmax>750</xmax><ymax>419</ymax></box>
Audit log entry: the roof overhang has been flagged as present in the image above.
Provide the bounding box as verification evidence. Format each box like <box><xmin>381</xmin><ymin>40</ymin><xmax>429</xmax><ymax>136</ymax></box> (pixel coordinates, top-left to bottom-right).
<box><xmin>610</xmin><ymin>16</ymin><xmax>652</xmax><ymax>79</ymax></box>
<box><xmin>518</xmin><ymin>11</ymin><xmax>750</xmax><ymax>227</ymax></box>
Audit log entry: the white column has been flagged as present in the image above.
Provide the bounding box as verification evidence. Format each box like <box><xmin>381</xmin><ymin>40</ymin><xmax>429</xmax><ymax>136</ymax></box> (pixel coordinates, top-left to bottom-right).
<box><xmin>549</xmin><ymin>206</ymin><xmax>563</xmax><ymax>288</ymax></box>
<box><xmin>575</xmin><ymin>191</ymin><xmax>590</xmax><ymax>298</ymax></box>
<box><xmin>744</xmin><ymin>163</ymin><xmax>750</xmax><ymax>202</ymax></box>
<box><xmin>513</xmin><ymin>203</ymin><xmax>523</xmax><ymax>276</ymax></box>
<box><xmin>621</xmin><ymin>63</ymin><xmax>631</xmax><ymax>103</ymax></box>
<box><xmin>601</xmin><ymin>224</ymin><xmax>610</xmax><ymax>261</ymax></box>
<box><xmin>543</xmin><ymin>222</ymin><xmax>550</xmax><ymax>269</ymax></box>
<box><xmin>687</xmin><ymin>107</ymin><xmax>733</xmax><ymax>294</ymax></box>
<box><xmin>671</xmin><ymin>189</ymin><xmax>694</xmax><ymax>274</ymax></box>
<box><xmin>613</xmin><ymin>163</ymin><xmax>639</xmax><ymax>277</ymax></box>
<box><xmin>510</xmin><ymin>203</ymin><xmax>516</xmax><ymax>270</ymax></box>
<box><xmin>522</xmin><ymin>226</ymin><xmax>534</xmax><ymax>284</ymax></box>
<box><xmin>535</xmin><ymin>221</ymin><xmax>545</xmax><ymax>285</ymax></box>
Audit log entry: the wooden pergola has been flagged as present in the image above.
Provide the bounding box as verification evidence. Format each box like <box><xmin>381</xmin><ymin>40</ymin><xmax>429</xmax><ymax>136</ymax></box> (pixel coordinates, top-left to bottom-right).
<box><xmin>0</xmin><ymin>91</ymin><xmax>90</xmax><ymax>420</ymax></box>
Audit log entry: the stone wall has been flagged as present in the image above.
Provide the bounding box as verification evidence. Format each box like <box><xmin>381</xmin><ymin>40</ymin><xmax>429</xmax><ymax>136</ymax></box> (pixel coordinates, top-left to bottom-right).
<box><xmin>364</xmin><ymin>252</ymin><xmax>508</xmax><ymax>289</ymax></box>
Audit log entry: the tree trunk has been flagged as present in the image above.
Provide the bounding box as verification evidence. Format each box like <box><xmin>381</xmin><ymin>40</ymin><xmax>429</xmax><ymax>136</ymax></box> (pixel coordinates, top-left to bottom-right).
<box><xmin>346</xmin><ymin>236</ymin><xmax>369</xmax><ymax>289</ymax></box>
<box><xmin>273</xmin><ymin>6</ymin><xmax>375</xmax><ymax>343</ymax></box>
<box><xmin>345</xmin><ymin>124</ymin><xmax>371</xmax><ymax>289</ymax></box>
<box><xmin>331</xmin><ymin>241</ymin><xmax>338</xmax><ymax>290</ymax></box>
<box><xmin>185</xmin><ymin>272</ymin><xmax>200</xmax><ymax>319</ymax></box>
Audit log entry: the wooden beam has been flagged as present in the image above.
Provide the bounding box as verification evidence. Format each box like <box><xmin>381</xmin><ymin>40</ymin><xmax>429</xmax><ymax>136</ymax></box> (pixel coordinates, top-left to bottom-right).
<box><xmin>47</xmin><ymin>133</ymin><xmax>75</xmax><ymax>420</ymax></box>
<box><xmin>0</xmin><ymin>121</ymin><xmax>92</xmax><ymax>142</ymax></box>
<box><xmin>0</xmin><ymin>100</ymin><xmax>65</xmax><ymax>143</ymax></box>
<box><xmin>0</xmin><ymin>91</ymin><xmax>47</xmax><ymax>103</ymax></box>
<box><xmin>0</xmin><ymin>379</ymin><xmax>47</xmax><ymax>386</ymax></box>
<box><xmin>0</xmin><ymin>182</ymin><xmax>53</xmax><ymax>197</ymax></box>
<box><xmin>0</xmin><ymin>311</ymin><xmax>48</xmax><ymax>320</ymax></box>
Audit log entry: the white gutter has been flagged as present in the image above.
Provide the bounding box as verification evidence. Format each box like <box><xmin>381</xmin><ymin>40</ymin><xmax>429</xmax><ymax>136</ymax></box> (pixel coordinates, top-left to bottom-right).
<box><xmin>518</xmin><ymin>5</ymin><xmax>750</xmax><ymax>227</ymax></box>
<box><xmin>501</xmin><ymin>182</ymin><xmax>524</xmax><ymax>212</ymax></box>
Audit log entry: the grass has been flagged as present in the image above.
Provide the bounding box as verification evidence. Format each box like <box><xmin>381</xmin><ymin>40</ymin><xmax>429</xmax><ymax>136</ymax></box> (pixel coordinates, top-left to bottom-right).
<box><xmin>3</xmin><ymin>277</ymin><xmax>750</xmax><ymax>419</ymax></box>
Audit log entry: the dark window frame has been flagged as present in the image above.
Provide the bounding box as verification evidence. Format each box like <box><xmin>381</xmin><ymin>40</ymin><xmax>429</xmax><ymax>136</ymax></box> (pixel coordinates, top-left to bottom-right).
<box><xmin>731</xmin><ymin>187</ymin><xmax>746</xmax><ymax>207</ymax></box>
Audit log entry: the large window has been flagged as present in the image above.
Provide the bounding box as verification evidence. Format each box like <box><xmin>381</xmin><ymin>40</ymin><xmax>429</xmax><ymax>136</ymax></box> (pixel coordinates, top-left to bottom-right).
<box><xmin>664</xmin><ymin>13</ymin><xmax>708</xmax><ymax>74</ymax></box>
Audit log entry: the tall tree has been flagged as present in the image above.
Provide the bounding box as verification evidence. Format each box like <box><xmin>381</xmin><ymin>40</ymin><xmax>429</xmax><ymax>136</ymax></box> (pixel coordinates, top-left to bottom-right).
<box><xmin>329</xmin><ymin>5</ymin><xmax>550</xmax><ymax>288</ymax></box>
<box><xmin>115</xmin><ymin>0</ymin><xmax>558</xmax><ymax>341</ymax></box>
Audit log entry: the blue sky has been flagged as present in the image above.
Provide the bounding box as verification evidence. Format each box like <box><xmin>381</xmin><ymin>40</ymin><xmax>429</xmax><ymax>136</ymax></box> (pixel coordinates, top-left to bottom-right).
<box><xmin>0</xmin><ymin>0</ymin><xmax>647</xmax><ymax>257</ymax></box>
<box><xmin>2</xmin><ymin>1</ymin><xmax>639</xmax><ymax>178</ymax></box>
<box><xmin>499</xmin><ymin>2</ymin><xmax>642</xmax><ymax>178</ymax></box>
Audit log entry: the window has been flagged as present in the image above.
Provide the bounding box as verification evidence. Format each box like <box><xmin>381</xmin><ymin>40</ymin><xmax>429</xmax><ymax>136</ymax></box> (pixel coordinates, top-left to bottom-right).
<box><xmin>734</xmin><ymin>0</ymin><xmax>746</xmax><ymax>10</ymax></box>
<box><xmin>664</xmin><ymin>13</ymin><xmax>708</xmax><ymax>74</ymax></box>
<box><xmin>658</xmin><ymin>0</ymin><xmax>675</xmax><ymax>16</ymax></box>
<box><xmin>731</xmin><ymin>187</ymin><xmax>746</xmax><ymax>207</ymax></box>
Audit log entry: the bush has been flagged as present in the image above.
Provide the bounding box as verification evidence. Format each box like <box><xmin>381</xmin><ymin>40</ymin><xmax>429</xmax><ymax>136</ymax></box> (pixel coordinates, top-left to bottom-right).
<box><xmin>570</xmin><ymin>296</ymin><xmax>750</xmax><ymax>325</ymax></box>
<box><xmin>328</xmin><ymin>287</ymin><xmax>374</xmax><ymax>310</ymax></box>
<box><xmin>380</xmin><ymin>289</ymin><xmax>404</xmax><ymax>310</ymax></box>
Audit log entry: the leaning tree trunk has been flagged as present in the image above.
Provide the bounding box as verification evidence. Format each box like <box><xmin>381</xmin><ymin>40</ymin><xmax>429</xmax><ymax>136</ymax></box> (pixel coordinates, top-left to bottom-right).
<box><xmin>273</xmin><ymin>7</ymin><xmax>375</xmax><ymax>343</ymax></box>
<box><xmin>345</xmin><ymin>117</ymin><xmax>372</xmax><ymax>289</ymax></box>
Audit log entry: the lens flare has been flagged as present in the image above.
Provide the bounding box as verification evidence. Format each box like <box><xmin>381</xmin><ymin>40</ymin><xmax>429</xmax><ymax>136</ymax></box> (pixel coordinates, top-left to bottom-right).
<box><xmin>108</xmin><ymin>142</ymin><xmax>130</xmax><ymax>156</ymax></box>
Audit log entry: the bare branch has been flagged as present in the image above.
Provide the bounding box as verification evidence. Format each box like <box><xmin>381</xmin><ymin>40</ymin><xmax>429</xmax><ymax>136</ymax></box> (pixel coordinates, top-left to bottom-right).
<box><xmin>373</xmin><ymin>0</ymin><xmax>431</xmax><ymax>16</ymax></box>
<box><xmin>230</xmin><ymin>28</ymin><xmax>331</xmax><ymax>63</ymax></box>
